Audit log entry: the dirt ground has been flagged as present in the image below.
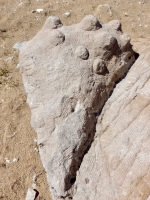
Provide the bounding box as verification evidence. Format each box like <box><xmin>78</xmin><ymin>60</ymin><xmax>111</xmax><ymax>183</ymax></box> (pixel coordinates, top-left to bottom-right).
<box><xmin>0</xmin><ymin>0</ymin><xmax>150</xmax><ymax>199</ymax></box>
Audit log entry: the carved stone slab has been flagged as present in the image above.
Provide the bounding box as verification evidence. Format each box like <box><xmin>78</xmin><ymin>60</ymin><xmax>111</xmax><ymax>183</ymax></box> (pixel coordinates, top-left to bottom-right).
<box><xmin>19</xmin><ymin>15</ymin><xmax>135</xmax><ymax>199</ymax></box>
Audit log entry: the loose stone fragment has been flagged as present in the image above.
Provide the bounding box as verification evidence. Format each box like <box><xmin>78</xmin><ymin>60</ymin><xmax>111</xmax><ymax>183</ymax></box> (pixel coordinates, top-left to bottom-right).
<box><xmin>25</xmin><ymin>188</ymin><xmax>36</xmax><ymax>200</ymax></box>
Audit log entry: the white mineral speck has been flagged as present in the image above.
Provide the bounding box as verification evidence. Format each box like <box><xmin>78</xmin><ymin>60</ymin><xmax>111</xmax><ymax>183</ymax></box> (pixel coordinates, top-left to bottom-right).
<box><xmin>36</xmin><ymin>9</ymin><xmax>43</xmax><ymax>12</ymax></box>
<box><xmin>64</xmin><ymin>12</ymin><xmax>71</xmax><ymax>17</ymax></box>
<box><xmin>5</xmin><ymin>158</ymin><xmax>10</xmax><ymax>163</ymax></box>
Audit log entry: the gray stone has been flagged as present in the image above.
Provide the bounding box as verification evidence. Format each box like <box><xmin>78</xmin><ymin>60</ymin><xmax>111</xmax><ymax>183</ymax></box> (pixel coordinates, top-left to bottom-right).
<box><xmin>13</xmin><ymin>41</ymin><xmax>26</xmax><ymax>51</ymax></box>
<box><xmin>73</xmin><ymin>42</ymin><xmax>150</xmax><ymax>200</ymax></box>
<box><xmin>19</xmin><ymin>15</ymin><xmax>135</xmax><ymax>199</ymax></box>
<box><xmin>25</xmin><ymin>188</ymin><xmax>36</xmax><ymax>200</ymax></box>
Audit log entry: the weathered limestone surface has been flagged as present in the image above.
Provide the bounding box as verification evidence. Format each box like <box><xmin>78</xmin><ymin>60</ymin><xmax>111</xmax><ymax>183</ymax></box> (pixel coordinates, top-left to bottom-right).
<box><xmin>73</xmin><ymin>44</ymin><xmax>150</xmax><ymax>200</ymax></box>
<box><xmin>19</xmin><ymin>15</ymin><xmax>135</xmax><ymax>199</ymax></box>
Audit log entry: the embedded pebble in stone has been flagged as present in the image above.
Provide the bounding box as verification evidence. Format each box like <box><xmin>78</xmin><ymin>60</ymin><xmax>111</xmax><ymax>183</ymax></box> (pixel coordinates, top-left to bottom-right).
<box><xmin>80</xmin><ymin>15</ymin><xmax>102</xmax><ymax>31</ymax></box>
<box><xmin>50</xmin><ymin>30</ymin><xmax>65</xmax><ymax>46</ymax></box>
<box><xmin>43</xmin><ymin>16</ymin><xmax>63</xmax><ymax>29</ymax></box>
<box><xmin>93</xmin><ymin>58</ymin><xmax>108</xmax><ymax>75</ymax></box>
<box><xmin>75</xmin><ymin>46</ymin><xmax>89</xmax><ymax>60</ymax></box>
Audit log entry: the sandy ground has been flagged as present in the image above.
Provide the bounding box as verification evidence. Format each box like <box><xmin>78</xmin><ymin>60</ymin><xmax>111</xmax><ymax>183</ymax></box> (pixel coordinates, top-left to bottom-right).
<box><xmin>0</xmin><ymin>0</ymin><xmax>150</xmax><ymax>199</ymax></box>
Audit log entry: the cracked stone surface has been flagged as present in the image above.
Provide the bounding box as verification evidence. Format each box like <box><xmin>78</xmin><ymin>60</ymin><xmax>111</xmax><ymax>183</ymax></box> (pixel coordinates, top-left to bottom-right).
<box><xmin>19</xmin><ymin>15</ymin><xmax>135</xmax><ymax>199</ymax></box>
<box><xmin>73</xmin><ymin>44</ymin><xmax>150</xmax><ymax>200</ymax></box>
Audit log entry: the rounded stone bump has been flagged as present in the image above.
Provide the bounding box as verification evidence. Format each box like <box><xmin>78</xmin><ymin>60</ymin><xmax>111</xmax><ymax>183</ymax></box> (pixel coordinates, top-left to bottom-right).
<box><xmin>107</xmin><ymin>20</ymin><xmax>122</xmax><ymax>31</ymax></box>
<box><xmin>51</xmin><ymin>30</ymin><xmax>65</xmax><ymax>46</ymax></box>
<box><xmin>104</xmin><ymin>35</ymin><xmax>117</xmax><ymax>49</ymax></box>
<box><xmin>121</xmin><ymin>33</ymin><xmax>131</xmax><ymax>43</ymax></box>
<box><xmin>75</xmin><ymin>46</ymin><xmax>89</xmax><ymax>60</ymax></box>
<box><xmin>80</xmin><ymin>15</ymin><xmax>102</xmax><ymax>31</ymax></box>
<box><xmin>120</xmin><ymin>33</ymin><xmax>131</xmax><ymax>48</ymax></box>
<box><xmin>93</xmin><ymin>58</ymin><xmax>107</xmax><ymax>75</ymax></box>
<box><xmin>43</xmin><ymin>16</ymin><xmax>63</xmax><ymax>29</ymax></box>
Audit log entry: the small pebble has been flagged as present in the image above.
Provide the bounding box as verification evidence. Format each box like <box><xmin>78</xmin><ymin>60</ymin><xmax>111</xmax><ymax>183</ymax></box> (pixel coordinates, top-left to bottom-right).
<box><xmin>13</xmin><ymin>157</ymin><xmax>19</xmax><ymax>162</ymax></box>
<box><xmin>36</xmin><ymin>9</ymin><xmax>43</xmax><ymax>12</ymax></box>
<box><xmin>34</xmin><ymin>147</ymin><xmax>39</xmax><ymax>152</ymax></box>
<box><xmin>25</xmin><ymin>188</ymin><xmax>36</xmax><ymax>200</ymax></box>
<box><xmin>64</xmin><ymin>12</ymin><xmax>71</xmax><ymax>17</ymax></box>
<box><xmin>7</xmin><ymin>75</ymin><xmax>12</xmax><ymax>79</ymax></box>
<box><xmin>5</xmin><ymin>158</ymin><xmax>10</xmax><ymax>163</ymax></box>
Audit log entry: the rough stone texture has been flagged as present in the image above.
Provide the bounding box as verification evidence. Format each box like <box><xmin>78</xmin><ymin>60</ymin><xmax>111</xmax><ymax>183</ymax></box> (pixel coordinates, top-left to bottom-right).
<box><xmin>19</xmin><ymin>15</ymin><xmax>135</xmax><ymax>199</ymax></box>
<box><xmin>73</xmin><ymin>44</ymin><xmax>150</xmax><ymax>200</ymax></box>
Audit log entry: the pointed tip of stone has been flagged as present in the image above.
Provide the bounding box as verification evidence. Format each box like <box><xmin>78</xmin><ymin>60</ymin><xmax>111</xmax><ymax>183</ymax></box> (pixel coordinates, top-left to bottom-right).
<box><xmin>80</xmin><ymin>15</ymin><xmax>102</xmax><ymax>31</ymax></box>
<box><xmin>106</xmin><ymin>20</ymin><xmax>122</xmax><ymax>31</ymax></box>
<box><xmin>43</xmin><ymin>16</ymin><xmax>63</xmax><ymax>29</ymax></box>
